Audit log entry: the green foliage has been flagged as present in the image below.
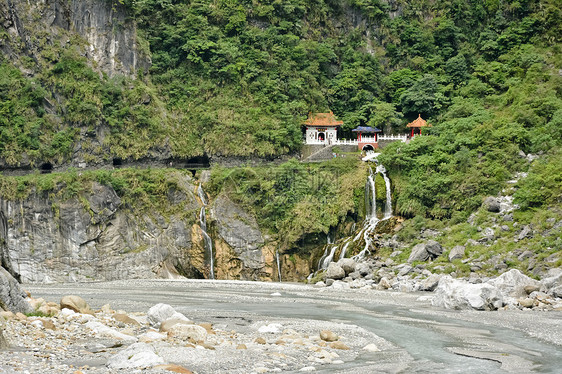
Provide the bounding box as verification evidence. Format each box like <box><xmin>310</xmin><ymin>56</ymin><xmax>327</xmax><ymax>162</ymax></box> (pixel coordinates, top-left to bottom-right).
<box><xmin>514</xmin><ymin>149</ymin><xmax>562</xmax><ymax>209</ymax></box>
<box><xmin>208</xmin><ymin>158</ymin><xmax>367</xmax><ymax>249</ymax></box>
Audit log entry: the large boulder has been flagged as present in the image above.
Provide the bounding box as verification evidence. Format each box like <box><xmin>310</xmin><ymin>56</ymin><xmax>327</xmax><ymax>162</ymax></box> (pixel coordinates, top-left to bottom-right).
<box><xmin>60</xmin><ymin>295</ymin><xmax>93</xmax><ymax>315</ymax></box>
<box><xmin>407</xmin><ymin>243</ymin><xmax>430</xmax><ymax>263</ymax></box>
<box><xmin>487</xmin><ymin>269</ymin><xmax>541</xmax><ymax>300</ymax></box>
<box><xmin>541</xmin><ymin>269</ymin><xmax>562</xmax><ymax>296</ymax></box>
<box><xmin>432</xmin><ymin>276</ymin><xmax>503</xmax><ymax>311</ymax></box>
<box><xmin>448</xmin><ymin>246</ymin><xmax>465</xmax><ymax>262</ymax></box>
<box><xmin>0</xmin><ymin>267</ymin><xmax>32</xmax><ymax>314</ymax></box>
<box><xmin>337</xmin><ymin>258</ymin><xmax>356</xmax><ymax>275</ymax></box>
<box><xmin>107</xmin><ymin>343</ymin><xmax>165</xmax><ymax>369</ymax></box>
<box><xmin>425</xmin><ymin>240</ymin><xmax>443</xmax><ymax>257</ymax></box>
<box><xmin>483</xmin><ymin>197</ymin><xmax>500</xmax><ymax>213</ymax></box>
<box><xmin>325</xmin><ymin>263</ymin><xmax>345</xmax><ymax>280</ymax></box>
<box><xmin>0</xmin><ymin>316</ymin><xmax>7</xmax><ymax>349</ymax></box>
<box><xmin>147</xmin><ymin>303</ymin><xmax>189</xmax><ymax>328</ymax></box>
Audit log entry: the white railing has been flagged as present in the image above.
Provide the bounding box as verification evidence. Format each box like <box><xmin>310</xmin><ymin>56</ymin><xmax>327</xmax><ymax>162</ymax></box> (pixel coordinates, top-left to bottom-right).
<box><xmin>304</xmin><ymin>134</ymin><xmax>408</xmax><ymax>145</ymax></box>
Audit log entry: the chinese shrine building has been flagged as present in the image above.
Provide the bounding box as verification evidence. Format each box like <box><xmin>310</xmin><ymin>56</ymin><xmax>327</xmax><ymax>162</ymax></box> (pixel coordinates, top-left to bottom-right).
<box><xmin>304</xmin><ymin>111</ymin><xmax>343</xmax><ymax>144</ymax></box>
<box><xmin>406</xmin><ymin>114</ymin><xmax>431</xmax><ymax>137</ymax></box>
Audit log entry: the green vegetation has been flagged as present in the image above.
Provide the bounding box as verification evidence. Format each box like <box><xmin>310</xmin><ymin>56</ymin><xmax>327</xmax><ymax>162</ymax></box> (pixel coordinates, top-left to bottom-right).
<box><xmin>0</xmin><ymin>168</ymin><xmax>197</xmax><ymax>221</ymax></box>
<box><xmin>208</xmin><ymin>158</ymin><xmax>366</xmax><ymax>249</ymax></box>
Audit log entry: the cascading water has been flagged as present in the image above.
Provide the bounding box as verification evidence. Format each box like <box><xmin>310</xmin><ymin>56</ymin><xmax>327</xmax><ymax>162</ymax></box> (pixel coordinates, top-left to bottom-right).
<box><xmin>317</xmin><ymin>233</ymin><xmax>334</xmax><ymax>270</ymax></box>
<box><xmin>276</xmin><ymin>251</ymin><xmax>282</xmax><ymax>282</ymax></box>
<box><xmin>338</xmin><ymin>239</ymin><xmax>352</xmax><ymax>260</ymax></box>
<box><xmin>198</xmin><ymin>185</ymin><xmax>214</xmax><ymax>279</ymax></box>
<box><xmin>352</xmin><ymin>164</ymin><xmax>393</xmax><ymax>261</ymax></box>
<box><xmin>320</xmin><ymin>245</ymin><xmax>338</xmax><ymax>270</ymax></box>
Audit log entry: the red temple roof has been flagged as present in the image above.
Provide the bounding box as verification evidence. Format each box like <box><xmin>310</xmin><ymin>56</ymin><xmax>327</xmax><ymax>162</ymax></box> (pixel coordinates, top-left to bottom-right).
<box><xmin>406</xmin><ymin>114</ymin><xmax>432</xmax><ymax>128</ymax></box>
<box><xmin>303</xmin><ymin>111</ymin><xmax>343</xmax><ymax>127</ymax></box>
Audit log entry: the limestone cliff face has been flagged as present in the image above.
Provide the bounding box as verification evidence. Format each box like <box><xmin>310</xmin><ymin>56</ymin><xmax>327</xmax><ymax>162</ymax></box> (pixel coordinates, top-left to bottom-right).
<box><xmin>0</xmin><ymin>0</ymin><xmax>150</xmax><ymax>77</ymax></box>
<box><xmin>0</xmin><ymin>177</ymin><xmax>308</xmax><ymax>283</ymax></box>
<box><xmin>0</xmin><ymin>181</ymin><xmax>199</xmax><ymax>282</ymax></box>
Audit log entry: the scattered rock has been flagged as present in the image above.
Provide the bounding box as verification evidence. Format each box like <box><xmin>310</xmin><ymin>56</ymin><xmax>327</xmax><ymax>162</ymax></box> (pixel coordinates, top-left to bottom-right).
<box><xmin>329</xmin><ymin>341</ymin><xmax>350</xmax><ymax>350</ymax></box>
<box><xmin>407</xmin><ymin>243</ymin><xmax>429</xmax><ymax>263</ymax></box>
<box><xmin>160</xmin><ymin>318</ymin><xmax>193</xmax><ymax>333</ymax></box>
<box><xmin>362</xmin><ymin>343</ymin><xmax>380</xmax><ymax>352</ymax></box>
<box><xmin>517</xmin><ymin>225</ymin><xmax>533</xmax><ymax>241</ymax></box>
<box><xmin>113</xmin><ymin>313</ymin><xmax>140</xmax><ymax>326</ymax></box>
<box><xmin>483</xmin><ymin>197</ymin><xmax>500</xmax><ymax>212</ymax></box>
<box><xmin>519</xmin><ymin>298</ymin><xmax>534</xmax><ymax>308</ymax></box>
<box><xmin>448</xmin><ymin>246</ymin><xmax>465</xmax><ymax>262</ymax></box>
<box><xmin>319</xmin><ymin>330</ymin><xmax>338</xmax><ymax>342</ymax></box>
<box><xmin>236</xmin><ymin>344</ymin><xmax>247</xmax><ymax>349</ymax></box>
<box><xmin>107</xmin><ymin>342</ymin><xmax>165</xmax><ymax>369</ymax></box>
<box><xmin>255</xmin><ymin>337</ymin><xmax>267</xmax><ymax>345</ymax></box>
<box><xmin>154</xmin><ymin>364</ymin><xmax>194</xmax><ymax>374</ymax></box>
<box><xmin>258</xmin><ymin>323</ymin><xmax>283</xmax><ymax>334</ymax></box>
<box><xmin>338</xmin><ymin>258</ymin><xmax>356</xmax><ymax>275</ymax></box>
<box><xmin>60</xmin><ymin>295</ymin><xmax>93</xmax><ymax>315</ymax></box>
<box><xmin>325</xmin><ymin>263</ymin><xmax>345</xmax><ymax>280</ymax></box>
<box><xmin>420</xmin><ymin>274</ymin><xmax>442</xmax><ymax>292</ymax></box>
<box><xmin>168</xmin><ymin>324</ymin><xmax>207</xmax><ymax>342</ymax></box>
<box><xmin>147</xmin><ymin>303</ymin><xmax>189</xmax><ymax>327</ymax></box>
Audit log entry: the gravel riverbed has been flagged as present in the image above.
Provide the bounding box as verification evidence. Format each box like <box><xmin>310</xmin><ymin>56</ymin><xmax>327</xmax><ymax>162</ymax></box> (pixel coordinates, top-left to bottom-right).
<box><xmin>1</xmin><ymin>279</ymin><xmax>561</xmax><ymax>374</ymax></box>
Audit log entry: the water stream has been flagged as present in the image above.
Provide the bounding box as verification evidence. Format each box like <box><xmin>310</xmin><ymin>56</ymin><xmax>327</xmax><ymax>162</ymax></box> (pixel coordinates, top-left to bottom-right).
<box><xmin>198</xmin><ymin>185</ymin><xmax>214</xmax><ymax>280</ymax></box>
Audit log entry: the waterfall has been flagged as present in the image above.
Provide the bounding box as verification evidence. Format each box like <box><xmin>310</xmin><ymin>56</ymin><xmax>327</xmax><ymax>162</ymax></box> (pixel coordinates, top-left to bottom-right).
<box><xmin>320</xmin><ymin>246</ymin><xmax>338</xmax><ymax>270</ymax></box>
<box><xmin>276</xmin><ymin>251</ymin><xmax>282</xmax><ymax>282</ymax></box>
<box><xmin>197</xmin><ymin>184</ymin><xmax>207</xmax><ymax>206</ymax></box>
<box><xmin>352</xmin><ymin>164</ymin><xmax>393</xmax><ymax>261</ymax></box>
<box><xmin>377</xmin><ymin>165</ymin><xmax>392</xmax><ymax>218</ymax></box>
<box><xmin>339</xmin><ymin>239</ymin><xmax>351</xmax><ymax>260</ymax></box>
<box><xmin>317</xmin><ymin>233</ymin><xmax>334</xmax><ymax>270</ymax></box>
<box><xmin>198</xmin><ymin>184</ymin><xmax>214</xmax><ymax>280</ymax></box>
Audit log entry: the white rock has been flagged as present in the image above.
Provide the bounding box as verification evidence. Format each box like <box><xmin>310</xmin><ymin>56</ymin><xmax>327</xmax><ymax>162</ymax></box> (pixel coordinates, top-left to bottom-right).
<box><xmin>363</xmin><ymin>343</ymin><xmax>380</xmax><ymax>352</ymax></box>
<box><xmin>85</xmin><ymin>321</ymin><xmax>137</xmax><ymax>342</ymax></box>
<box><xmin>107</xmin><ymin>343</ymin><xmax>164</xmax><ymax>369</ymax></box>
<box><xmin>58</xmin><ymin>308</ymin><xmax>77</xmax><ymax>319</ymax></box>
<box><xmin>30</xmin><ymin>320</ymin><xmax>43</xmax><ymax>328</ymax></box>
<box><xmin>147</xmin><ymin>303</ymin><xmax>189</xmax><ymax>327</ymax></box>
<box><xmin>270</xmin><ymin>292</ymin><xmax>282</xmax><ymax>297</ymax></box>
<box><xmin>139</xmin><ymin>330</ymin><xmax>167</xmax><ymax>342</ymax></box>
<box><xmin>300</xmin><ymin>366</ymin><xmax>317</xmax><ymax>371</ymax></box>
<box><xmin>167</xmin><ymin>323</ymin><xmax>207</xmax><ymax>342</ymax></box>
<box><xmin>258</xmin><ymin>323</ymin><xmax>283</xmax><ymax>334</ymax></box>
<box><xmin>432</xmin><ymin>276</ymin><xmax>503</xmax><ymax>311</ymax></box>
<box><xmin>487</xmin><ymin>269</ymin><xmax>540</xmax><ymax>299</ymax></box>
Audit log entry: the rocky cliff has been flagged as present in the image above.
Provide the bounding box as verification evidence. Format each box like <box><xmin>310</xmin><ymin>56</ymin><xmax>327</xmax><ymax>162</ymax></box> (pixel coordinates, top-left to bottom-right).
<box><xmin>0</xmin><ymin>171</ymin><xmax>304</xmax><ymax>283</ymax></box>
<box><xmin>0</xmin><ymin>0</ymin><xmax>150</xmax><ymax>77</ymax></box>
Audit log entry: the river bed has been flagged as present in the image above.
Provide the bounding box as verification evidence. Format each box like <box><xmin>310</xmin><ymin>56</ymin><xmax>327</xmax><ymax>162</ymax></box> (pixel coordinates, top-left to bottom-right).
<box><xmin>24</xmin><ymin>279</ymin><xmax>562</xmax><ymax>373</ymax></box>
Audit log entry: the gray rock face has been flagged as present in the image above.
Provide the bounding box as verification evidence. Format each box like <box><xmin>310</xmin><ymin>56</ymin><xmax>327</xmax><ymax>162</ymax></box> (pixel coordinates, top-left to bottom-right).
<box><xmin>1</xmin><ymin>0</ymin><xmax>150</xmax><ymax>77</ymax></box>
<box><xmin>432</xmin><ymin>276</ymin><xmax>503</xmax><ymax>311</ymax></box>
<box><xmin>448</xmin><ymin>246</ymin><xmax>465</xmax><ymax>262</ymax></box>
<box><xmin>211</xmin><ymin>194</ymin><xmax>265</xmax><ymax>270</ymax></box>
<box><xmin>420</xmin><ymin>274</ymin><xmax>442</xmax><ymax>292</ymax></box>
<box><xmin>0</xmin><ymin>180</ymin><xmax>200</xmax><ymax>283</ymax></box>
<box><xmin>483</xmin><ymin>197</ymin><xmax>500</xmax><ymax>213</ymax></box>
<box><xmin>325</xmin><ymin>263</ymin><xmax>345</xmax><ymax>280</ymax></box>
<box><xmin>0</xmin><ymin>267</ymin><xmax>32</xmax><ymax>313</ymax></box>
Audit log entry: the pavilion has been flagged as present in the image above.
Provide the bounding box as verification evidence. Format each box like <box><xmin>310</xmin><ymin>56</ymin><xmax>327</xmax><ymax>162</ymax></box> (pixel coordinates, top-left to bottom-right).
<box><xmin>406</xmin><ymin>114</ymin><xmax>431</xmax><ymax>137</ymax></box>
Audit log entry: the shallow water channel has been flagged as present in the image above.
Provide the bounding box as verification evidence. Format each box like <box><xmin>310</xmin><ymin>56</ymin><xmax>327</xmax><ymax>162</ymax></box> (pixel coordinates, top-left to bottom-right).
<box><xmin>28</xmin><ymin>279</ymin><xmax>562</xmax><ymax>373</ymax></box>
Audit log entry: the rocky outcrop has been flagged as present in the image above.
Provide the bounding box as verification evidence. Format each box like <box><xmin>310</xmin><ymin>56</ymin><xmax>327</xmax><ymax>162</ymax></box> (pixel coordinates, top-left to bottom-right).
<box><xmin>0</xmin><ymin>267</ymin><xmax>32</xmax><ymax>313</ymax></box>
<box><xmin>0</xmin><ymin>178</ymin><xmax>202</xmax><ymax>282</ymax></box>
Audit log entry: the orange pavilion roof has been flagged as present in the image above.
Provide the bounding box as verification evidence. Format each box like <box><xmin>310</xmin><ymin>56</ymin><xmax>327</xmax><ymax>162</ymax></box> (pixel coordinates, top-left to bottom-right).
<box><xmin>407</xmin><ymin>114</ymin><xmax>431</xmax><ymax>128</ymax></box>
<box><xmin>303</xmin><ymin>111</ymin><xmax>343</xmax><ymax>127</ymax></box>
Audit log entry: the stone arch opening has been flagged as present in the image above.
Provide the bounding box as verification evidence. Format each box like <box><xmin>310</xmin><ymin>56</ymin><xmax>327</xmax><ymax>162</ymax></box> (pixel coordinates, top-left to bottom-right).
<box><xmin>318</xmin><ymin>132</ymin><xmax>325</xmax><ymax>141</ymax></box>
<box><xmin>362</xmin><ymin>144</ymin><xmax>375</xmax><ymax>151</ymax></box>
